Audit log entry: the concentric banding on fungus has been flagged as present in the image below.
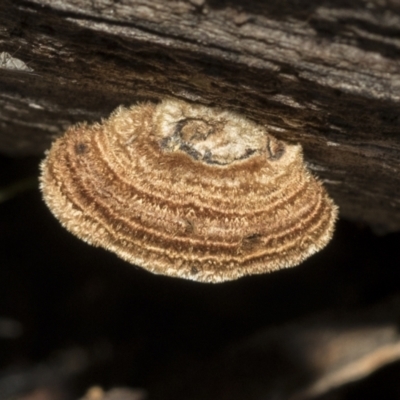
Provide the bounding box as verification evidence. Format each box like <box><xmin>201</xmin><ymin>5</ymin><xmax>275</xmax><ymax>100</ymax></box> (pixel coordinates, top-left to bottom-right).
<box><xmin>40</xmin><ymin>99</ymin><xmax>338</xmax><ymax>283</ymax></box>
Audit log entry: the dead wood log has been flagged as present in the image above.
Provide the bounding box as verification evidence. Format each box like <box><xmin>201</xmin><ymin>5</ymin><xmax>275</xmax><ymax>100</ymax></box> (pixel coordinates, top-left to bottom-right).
<box><xmin>1</xmin><ymin>0</ymin><xmax>400</xmax><ymax>232</ymax></box>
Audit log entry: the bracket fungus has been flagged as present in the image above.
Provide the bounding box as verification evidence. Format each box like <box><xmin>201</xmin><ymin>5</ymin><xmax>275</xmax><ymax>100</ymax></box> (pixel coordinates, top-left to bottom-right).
<box><xmin>40</xmin><ymin>99</ymin><xmax>338</xmax><ymax>283</ymax></box>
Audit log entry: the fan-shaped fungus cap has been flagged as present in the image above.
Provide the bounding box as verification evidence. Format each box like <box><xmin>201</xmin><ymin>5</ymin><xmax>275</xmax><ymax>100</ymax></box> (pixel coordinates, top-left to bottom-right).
<box><xmin>40</xmin><ymin>99</ymin><xmax>338</xmax><ymax>283</ymax></box>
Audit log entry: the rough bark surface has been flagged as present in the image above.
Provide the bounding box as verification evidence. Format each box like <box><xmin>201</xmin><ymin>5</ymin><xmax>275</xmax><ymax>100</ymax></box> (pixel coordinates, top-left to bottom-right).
<box><xmin>1</xmin><ymin>0</ymin><xmax>400</xmax><ymax>232</ymax></box>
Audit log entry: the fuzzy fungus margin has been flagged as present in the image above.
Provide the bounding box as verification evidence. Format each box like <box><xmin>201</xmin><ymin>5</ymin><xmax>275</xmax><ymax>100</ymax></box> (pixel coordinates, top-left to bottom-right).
<box><xmin>40</xmin><ymin>99</ymin><xmax>338</xmax><ymax>283</ymax></box>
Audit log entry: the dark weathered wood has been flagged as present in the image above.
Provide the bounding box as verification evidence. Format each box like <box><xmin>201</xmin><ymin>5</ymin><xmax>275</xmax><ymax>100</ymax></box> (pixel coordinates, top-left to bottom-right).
<box><xmin>1</xmin><ymin>0</ymin><xmax>400</xmax><ymax>232</ymax></box>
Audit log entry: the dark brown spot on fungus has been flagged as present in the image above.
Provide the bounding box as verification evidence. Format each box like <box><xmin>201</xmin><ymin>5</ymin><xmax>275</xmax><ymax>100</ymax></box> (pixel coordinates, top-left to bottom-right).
<box><xmin>75</xmin><ymin>142</ymin><xmax>87</xmax><ymax>155</ymax></box>
<box><xmin>190</xmin><ymin>266</ymin><xmax>199</xmax><ymax>275</ymax></box>
<box><xmin>40</xmin><ymin>99</ymin><xmax>338</xmax><ymax>283</ymax></box>
<box><xmin>244</xmin><ymin>233</ymin><xmax>262</xmax><ymax>242</ymax></box>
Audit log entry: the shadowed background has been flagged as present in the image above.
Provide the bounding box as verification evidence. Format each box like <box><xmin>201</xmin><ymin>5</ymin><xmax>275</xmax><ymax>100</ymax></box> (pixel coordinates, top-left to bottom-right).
<box><xmin>1</xmin><ymin>0</ymin><xmax>400</xmax><ymax>399</ymax></box>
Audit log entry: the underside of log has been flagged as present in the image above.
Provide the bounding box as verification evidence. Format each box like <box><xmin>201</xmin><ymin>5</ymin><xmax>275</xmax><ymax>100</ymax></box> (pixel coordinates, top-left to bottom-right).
<box><xmin>1</xmin><ymin>0</ymin><xmax>400</xmax><ymax>232</ymax></box>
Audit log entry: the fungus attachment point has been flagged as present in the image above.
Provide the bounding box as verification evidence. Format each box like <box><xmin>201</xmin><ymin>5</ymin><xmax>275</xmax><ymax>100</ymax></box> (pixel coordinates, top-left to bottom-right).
<box><xmin>40</xmin><ymin>99</ymin><xmax>338</xmax><ymax>283</ymax></box>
